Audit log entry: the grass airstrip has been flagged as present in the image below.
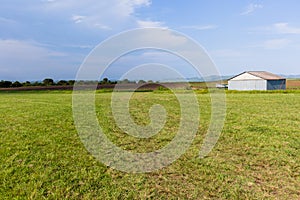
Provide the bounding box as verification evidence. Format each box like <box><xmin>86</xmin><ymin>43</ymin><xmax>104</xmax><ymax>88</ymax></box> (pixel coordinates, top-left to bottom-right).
<box><xmin>0</xmin><ymin>89</ymin><xmax>299</xmax><ymax>199</ymax></box>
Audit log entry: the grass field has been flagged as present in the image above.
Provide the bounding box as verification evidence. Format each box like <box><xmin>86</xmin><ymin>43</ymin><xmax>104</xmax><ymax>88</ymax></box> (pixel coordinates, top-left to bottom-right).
<box><xmin>0</xmin><ymin>90</ymin><xmax>299</xmax><ymax>199</ymax></box>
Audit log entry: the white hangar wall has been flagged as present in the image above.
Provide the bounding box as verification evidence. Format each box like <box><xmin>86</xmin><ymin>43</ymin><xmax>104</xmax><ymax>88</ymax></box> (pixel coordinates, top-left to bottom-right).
<box><xmin>228</xmin><ymin>80</ymin><xmax>267</xmax><ymax>91</ymax></box>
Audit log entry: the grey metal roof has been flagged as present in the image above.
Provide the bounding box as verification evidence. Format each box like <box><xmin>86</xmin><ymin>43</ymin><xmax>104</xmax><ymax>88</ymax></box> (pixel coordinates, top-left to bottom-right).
<box><xmin>229</xmin><ymin>71</ymin><xmax>285</xmax><ymax>80</ymax></box>
<box><xmin>247</xmin><ymin>71</ymin><xmax>284</xmax><ymax>80</ymax></box>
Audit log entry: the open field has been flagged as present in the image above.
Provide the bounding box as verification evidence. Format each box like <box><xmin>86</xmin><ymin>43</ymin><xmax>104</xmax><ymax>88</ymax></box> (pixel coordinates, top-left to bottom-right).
<box><xmin>0</xmin><ymin>90</ymin><xmax>299</xmax><ymax>199</ymax></box>
<box><xmin>287</xmin><ymin>79</ymin><xmax>300</xmax><ymax>89</ymax></box>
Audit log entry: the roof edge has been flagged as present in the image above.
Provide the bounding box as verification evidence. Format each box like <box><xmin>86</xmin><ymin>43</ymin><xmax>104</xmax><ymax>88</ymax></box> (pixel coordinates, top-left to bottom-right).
<box><xmin>228</xmin><ymin>71</ymin><xmax>285</xmax><ymax>81</ymax></box>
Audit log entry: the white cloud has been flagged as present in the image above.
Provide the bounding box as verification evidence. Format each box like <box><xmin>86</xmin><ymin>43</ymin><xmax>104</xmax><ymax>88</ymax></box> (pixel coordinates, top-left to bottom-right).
<box><xmin>211</xmin><ymin>49</ymin><xmax>243</xmax><ymax>58</ymax></box>
<box><xmin>62</xmin><ymin>44</ymin><xmax>94</xmax><ymax>49</ymax></box>
<box><xmin>248</xmin><ymin>22</ymin><xmax>300</xmax><ymax>35</ymax></box>
<box><xmin>0</xmin><ymin>39</ymin><xmax>78</xmax><ymax>80</ymax></box>
<box><xmin>71</xmin><ymin>15</ymin><xmax>86</xmax><ymax>24</ymax></box>
<box><xmin>273</xmin><ymin>23</ymin><xmax>300</xmax><ymax>34</ymax></box>
<box><xmin>241</xmin><ymin>3</ymin><xmax>263</xmax><ymax>15</ymax></box>
<box><xmin>119</xmin><ymin>51</ymin><xmax>178</xmax><ymax>63</ymax></box>
<box><xmin>263</xmin><ymin>38</ymin><xmax>291</xmax><ymax>49</ymax></box>
<box><xmin>94</xmin><ymin>23</ymin><xmax>112</xmax><ymax>30</ymax></box>
<box><xmin>0</xmin><ymin>39</ymin><xmax>66</xmax><ymax>60</ymax></box>
<box><xmin>181</xmin><ymin>25</ymin><xmax>217</xmax><ymax>30</ymax></box>
<box><xmin>134</xmin><ymin>29</ymin><xmax>188</xmax><ymax>47</ymax></box>
<box><xmin>42</xmin><ymin>0</ymin><xmax>152</xmax><ymax>29</ymax></box>
<box><xmin>107</xmin><ymin>49</ymin><xmax>202</xmax><ymax>81</ymax></box>
<box><xmin>137</xmin><ymin>20</ymin><xmax>166</xmax><ymax>28</ymax></box>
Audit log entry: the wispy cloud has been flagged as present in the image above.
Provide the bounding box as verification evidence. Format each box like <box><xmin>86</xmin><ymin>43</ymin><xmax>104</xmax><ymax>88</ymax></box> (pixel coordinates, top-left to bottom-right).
<box><xmin>43</xmin><ymin>0</ymin><xmax>152</xmax><ymax>29</ymax></box>
<box><xmin>0</xmin><ymin>17</ymin><xmax>16</xmax><ymax>24</ymax></box>
<box><xmin>241</xmin><ymin>3</ymin><xmax>263</xmax><ymax>15</ymax></box>
<box><xmin>249</xmin><ymin>22</ymin><xmax>300</xmax><ymax>35</ymax></box>
<box><xmin>71</xmin><ymin>15</ymin><xmax>86</xmax><ymax>24</ymax></box>
<box><xmin>0</xmin><ymin>39</ymin><xmax>67</xmax><ymax>60</ymax></box>
<box><xmin>0</xmin><ymin>39</ymin><xmax>76</xmax><ymax>80</ymax></box>
<box><xmin>71</xmin><ymin>15</ymin><xmax>112</xmax><ymax>30</ymax></box>
<box><xmin>137</xmin><ymin>20</ymin><xmax>167</xmax><ymax>28</ymax></box>
<box><xmin>248</xmin><ymin>37</ymin><xmax>291</xmax><ymax>49</ymax></box>
<box><xmin>262</xmin><ymin>38</ymin><xmax>291</xmax><ymax>49</ymax></box>
<box><xmin>62</xmin><ymin>44</ymin><xmax>94</xmax><ymax>49</ymax></box>
<box><xmin>181</xmin><ymin>25</ymin><xmax>217</xmax><ymax>30</ymax></box>
<box><xmin>211</xmin><ymin>49</ymin><xmax>243</xmax><ymax>58</ymax></box>
<box><xmin>273</xmin><ymin>23</ymin><xmax>300</xmax><ymax>34</ymax></box>
<box><xmin>94</xmin><ymin>23</ymin><xmax>112</xmax><ymax>30</ymax></box>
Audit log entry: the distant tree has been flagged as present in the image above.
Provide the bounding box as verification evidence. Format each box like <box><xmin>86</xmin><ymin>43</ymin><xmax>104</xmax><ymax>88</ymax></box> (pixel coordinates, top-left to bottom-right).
<box><xmin>0</xmin><ymin>81</ymin><xmax>12</xmax><ymax>88</ymax></box>
<box><xmin>68</xmin><ymin>80</ymin><xmax>75</xmax><ymax>85</ymax></box>
<box><xmin>138</xmin><ymin>80</ymin><xmax>146</xmax><ymax>84</ymax></box>
<box><xmin>32</xmin><ymin>81</ymin><xmax>43</xmax><ymax>86</ymax></box>
<box><xmin>43</xmin><ymin>78</ymin><xmax>54</xmax><ymax>86</ymax></box>
<box><xmin>99</xmin><ymin>78</ymin><xmax>109</xmax><ymax>85</ymax></box>
<box><xmin>147</xmin><ymin>80</ymin><xmax>153</xmax><ymax>83</ymax></box>
<box><xmin>118</xmin><ymin>79</ymin><xmax>130</xmax><ymax>84</ymax></box>
<box><xmin>98</xmin><ymin>78</ymin><xmax>117</xmax><ymax>84</ymax></box>
<box><xmin>12</xmin><ymin>81</ymin><xmax>23</xmax><ymax>87</ymax></box>
<box><xmin>23</xmin><ymin>81</ymin><xmax>32</xmax><ymax>86</ymax></box>
<box><xmin>103</xmin><ymin>78</ymin><xmax>108</xmax><ymax>83</ymax></box>
<box><xmin>57</xmin><ymin>80</ymin><xmax>68</xmax><ymax>86</ymax></box>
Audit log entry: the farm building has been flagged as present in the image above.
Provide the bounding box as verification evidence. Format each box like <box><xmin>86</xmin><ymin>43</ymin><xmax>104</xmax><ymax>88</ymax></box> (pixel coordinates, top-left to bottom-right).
<box><xmin>228</xmin><ymin>71</ymin><xmax>286</xmax><ymax>91</ymax></box>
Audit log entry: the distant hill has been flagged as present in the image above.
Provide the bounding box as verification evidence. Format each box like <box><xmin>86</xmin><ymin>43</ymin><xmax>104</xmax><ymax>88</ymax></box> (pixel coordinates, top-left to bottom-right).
<box><xmin>160</xmin><ymin>75</ymin><xmax>232</xmax><ymax>83</ymax></box>
<box><xmin>280</xmin><ymin>74</ymin><xmax>300</xmax><ymax>79</ymax></box>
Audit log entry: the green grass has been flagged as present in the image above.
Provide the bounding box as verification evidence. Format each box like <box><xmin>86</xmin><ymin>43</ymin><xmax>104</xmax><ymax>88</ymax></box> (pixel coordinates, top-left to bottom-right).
<box><xmin>0</xmin><ymin>91</ymin><xmax>299</xmax><ymax>199</ymax></box>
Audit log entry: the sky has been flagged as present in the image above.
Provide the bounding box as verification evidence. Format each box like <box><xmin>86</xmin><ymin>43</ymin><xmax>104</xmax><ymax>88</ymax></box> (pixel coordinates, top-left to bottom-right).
<box><xmin>1</xmin><ymin>0</ymin><xmax>300</xmax><ymax>81</ymax></box>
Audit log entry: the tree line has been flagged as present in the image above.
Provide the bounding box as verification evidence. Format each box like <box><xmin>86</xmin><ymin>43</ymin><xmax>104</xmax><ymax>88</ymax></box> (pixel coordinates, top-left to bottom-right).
<box><xmin>0</xmin><ymin>78</ymin><xmax>154</xmax><ymax>88</ymax></box>
<box><xmin>0</xmin><ymin>79</ymin><xmax>75</xmax><ymax>88</ymax></box>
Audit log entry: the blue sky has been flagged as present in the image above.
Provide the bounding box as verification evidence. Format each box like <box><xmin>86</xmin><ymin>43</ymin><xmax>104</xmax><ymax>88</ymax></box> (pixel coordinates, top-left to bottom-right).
<box><xmin>1</xmin><ymin>0</ymin><xmax>300</xmax><ymax>81</ymax></box>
